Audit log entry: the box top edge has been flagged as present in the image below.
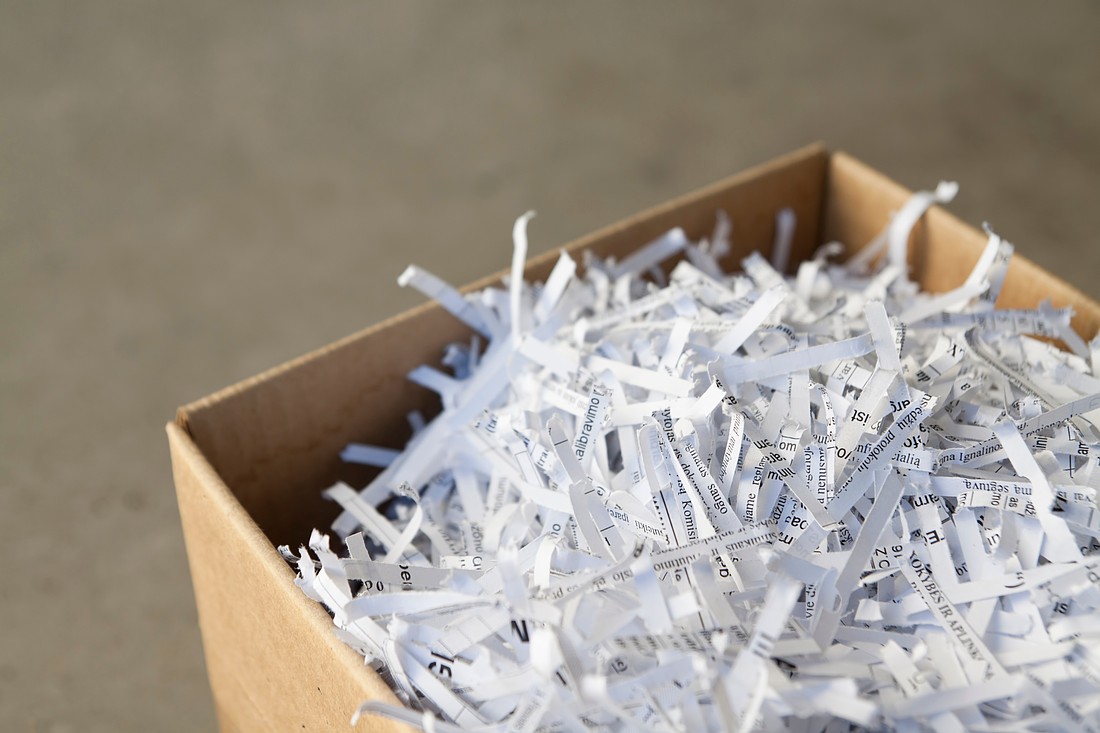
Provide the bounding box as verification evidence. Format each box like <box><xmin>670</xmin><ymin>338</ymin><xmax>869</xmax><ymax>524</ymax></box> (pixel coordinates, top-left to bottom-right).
<box><xmin>176</xmin><ymin>142</ymin><xmax>831</xmax><ymax>428</ymax></box>
<box><xmin>176</xmin><ymin>297</ymin><xmax>444</xmax><ymax>431</ymax></box>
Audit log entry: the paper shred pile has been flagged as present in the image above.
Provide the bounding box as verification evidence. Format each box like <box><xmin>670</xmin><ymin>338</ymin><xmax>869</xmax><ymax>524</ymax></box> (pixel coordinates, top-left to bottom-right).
<box><xmin>283</xmin><ymin>186</ymin><xmax>1100</xmax><ymax>732</ymax></box>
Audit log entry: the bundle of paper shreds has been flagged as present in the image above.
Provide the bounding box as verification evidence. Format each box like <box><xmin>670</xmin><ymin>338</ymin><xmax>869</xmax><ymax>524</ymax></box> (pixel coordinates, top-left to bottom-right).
<box><xmin>283</xmin><ymin>184</ymin><xmax>1100</xmax><ymax>733</ymax></box>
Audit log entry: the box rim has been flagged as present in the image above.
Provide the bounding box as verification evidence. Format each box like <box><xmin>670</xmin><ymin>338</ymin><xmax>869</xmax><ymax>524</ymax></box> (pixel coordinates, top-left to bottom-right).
<box><xmin>175</xmin><ymin>141</ymin><xmax>831</xmax><ymax>435</ymax></box>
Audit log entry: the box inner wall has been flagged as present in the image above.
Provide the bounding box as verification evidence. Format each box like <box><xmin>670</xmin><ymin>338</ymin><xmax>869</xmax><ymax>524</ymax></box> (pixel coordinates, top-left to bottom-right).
<box><xmin>179</xmin><ymin>146</ymin><xmax>830</xmax><ymax>547</ymax></box>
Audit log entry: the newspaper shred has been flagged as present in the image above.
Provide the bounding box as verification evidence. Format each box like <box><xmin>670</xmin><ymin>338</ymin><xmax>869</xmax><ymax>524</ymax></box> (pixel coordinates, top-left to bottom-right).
<box><xmin>283</xmin><ymin>188</ymin><xmax>1100</xmax><ymax>732</ymax></box>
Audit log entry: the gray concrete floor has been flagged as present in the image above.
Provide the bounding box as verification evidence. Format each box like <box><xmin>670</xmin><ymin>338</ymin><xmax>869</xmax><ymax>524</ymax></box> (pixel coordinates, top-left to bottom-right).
<box><xmin>2</xmin><ymin>2</ymin><xmax>1099</xmax><ymax>730</ymax></box>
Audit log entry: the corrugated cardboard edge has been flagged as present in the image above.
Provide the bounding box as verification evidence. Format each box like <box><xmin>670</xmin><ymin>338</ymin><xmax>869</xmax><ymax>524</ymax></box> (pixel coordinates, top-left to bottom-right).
<box><xmin>175</xmin><ymin>141</ymin><xmax>830</xmax><ymax>434</ymax></box>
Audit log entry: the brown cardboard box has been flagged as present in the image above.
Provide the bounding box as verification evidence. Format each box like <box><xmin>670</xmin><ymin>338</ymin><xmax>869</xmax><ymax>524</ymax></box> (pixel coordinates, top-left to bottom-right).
<box><xmin>167</xmin><ymin>144</ymin><xmax>1100</xmax><ymax>732</ymax></box>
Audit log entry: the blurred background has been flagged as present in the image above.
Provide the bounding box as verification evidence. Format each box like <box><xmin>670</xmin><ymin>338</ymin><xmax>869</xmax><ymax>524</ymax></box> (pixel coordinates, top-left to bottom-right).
<box><xmin>2</xmin><ymin>2</ymin><xmax>1099</xmax><ymax>730</ymax></box>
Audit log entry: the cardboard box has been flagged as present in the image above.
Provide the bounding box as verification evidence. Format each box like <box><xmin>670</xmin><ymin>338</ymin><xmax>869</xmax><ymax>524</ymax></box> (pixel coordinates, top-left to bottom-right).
<box><xmin>167</xmin><ymin>143</ymin><xmax>1100</xmax><ymax>732</ymax></box>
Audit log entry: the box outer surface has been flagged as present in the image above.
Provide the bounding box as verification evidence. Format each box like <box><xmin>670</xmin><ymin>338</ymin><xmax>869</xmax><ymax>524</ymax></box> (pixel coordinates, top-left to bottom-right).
<box><xmin>168</xmin><ymin>144</ymin><xmax>1100</xmax><ymax>732</ymax></box>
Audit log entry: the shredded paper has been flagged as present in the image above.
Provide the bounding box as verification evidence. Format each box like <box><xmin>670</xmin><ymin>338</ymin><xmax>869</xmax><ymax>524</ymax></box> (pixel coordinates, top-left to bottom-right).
<box><xmin>282</xmin><ymin>187</ymin><xmax>1100</xmax><ymax>732</ymax></box>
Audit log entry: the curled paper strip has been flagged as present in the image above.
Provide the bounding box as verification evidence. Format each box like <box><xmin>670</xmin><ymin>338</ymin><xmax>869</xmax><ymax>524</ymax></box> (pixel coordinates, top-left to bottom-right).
<box><xmin>283</xmin><ymin>191</ymin><xmax>1100</xmax><ymax>732</ymax></box>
